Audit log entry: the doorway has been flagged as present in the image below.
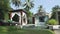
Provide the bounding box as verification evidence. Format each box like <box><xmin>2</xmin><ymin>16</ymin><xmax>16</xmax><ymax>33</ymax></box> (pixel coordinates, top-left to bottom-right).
<box><xmin>12</xmin><ymin>14</ymin><xmax>19</xmax><ymax>22</ymax></box>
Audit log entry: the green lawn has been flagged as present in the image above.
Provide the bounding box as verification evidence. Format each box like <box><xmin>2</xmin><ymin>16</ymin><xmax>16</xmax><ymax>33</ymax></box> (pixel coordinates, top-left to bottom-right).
<box><xmin>0</xmin><ymin>26</ymin><xmax>55</xmax><ymax>34</ymax></box>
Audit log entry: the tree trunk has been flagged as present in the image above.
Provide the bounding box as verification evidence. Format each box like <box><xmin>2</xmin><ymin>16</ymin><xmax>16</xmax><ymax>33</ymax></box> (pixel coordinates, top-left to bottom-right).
<box><xmin>4</xmin><ymin>12</ymin><xmax>9</xmax><ymax>22</ymax></box>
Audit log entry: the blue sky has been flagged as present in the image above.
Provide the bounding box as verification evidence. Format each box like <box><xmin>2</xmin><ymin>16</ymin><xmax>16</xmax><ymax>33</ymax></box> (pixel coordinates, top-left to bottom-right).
<box><xmin>11</xmin><ymin>0</ymin><xmax>60</xmax><ymax>14</ymax></box>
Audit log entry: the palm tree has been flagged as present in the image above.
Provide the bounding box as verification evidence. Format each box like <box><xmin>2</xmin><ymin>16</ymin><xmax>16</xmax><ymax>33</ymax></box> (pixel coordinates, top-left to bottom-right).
<box><xmin>22</xmin><ymin>0</ymin><xmax>34</xmax><ymax>24</ymax></box>
<box><xmin>23</xmin><ymin>0</ymin><xmax>34</xmax><ymax>11</ymax></box>
<box><xmin>23</xmin><ymin>0</ymin><xmax>34</xmax><ymax>17</ymax></box>
<box><xmin>11</xmin><ymin>0</ymin><xmax>21</xmax><ymax>7</ymax></box>
<box><xmin>38</xmin><ymin>5</ymin><xmax>43</xmax><ymax>12</ymax></box>
<box><xmin>11</xmin><ymin>0</ymin><xmax>34</xmax><ymax>10</ymax></box>
<box><xmin>11</xmin><ymin>0</ymin><xmax>34</xmax><ymax>17</ymax></box>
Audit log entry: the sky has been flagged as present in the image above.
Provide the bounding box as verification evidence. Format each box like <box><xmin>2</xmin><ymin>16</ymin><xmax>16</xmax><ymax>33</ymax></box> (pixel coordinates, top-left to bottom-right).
<box><xmin>11</xmin><ymin>0</ymin><xmax>60</xmax><ymax>14</ymax></box>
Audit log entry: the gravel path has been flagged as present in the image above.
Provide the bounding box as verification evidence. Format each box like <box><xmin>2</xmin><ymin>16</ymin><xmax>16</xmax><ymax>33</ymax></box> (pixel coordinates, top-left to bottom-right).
<box><xmin>54</xmin><ymin>30</ymin><xmax>60</xmax><ymax>34</ymax></box>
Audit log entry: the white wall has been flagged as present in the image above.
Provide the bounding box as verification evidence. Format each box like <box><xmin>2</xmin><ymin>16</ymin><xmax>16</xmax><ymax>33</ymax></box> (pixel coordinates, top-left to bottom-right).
<box><xmin>10</xmin><ymin>12</ymin><xmax>27</xmax><ymax>25</ymax></box>
<box><xmin>22</xmin><ymin>12</ymin><xmax>27</xmax><ymax>25</ymax></box>
<box><xmin>35</xmin><ymin>16</ymin><xmax>47</xmax><ymax>26</ymax></box>
<box><xmin>35</xmin><ymin>18</ymin><xmax>45</xmax><ymax>26</ymax></box>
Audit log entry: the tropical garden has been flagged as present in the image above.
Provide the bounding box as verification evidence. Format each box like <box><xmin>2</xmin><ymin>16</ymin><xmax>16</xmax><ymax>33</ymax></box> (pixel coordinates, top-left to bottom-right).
<box><xmin>0</xmin><ymin>0</ymin><xmax>60</xmax><ymax>34</ymax></box>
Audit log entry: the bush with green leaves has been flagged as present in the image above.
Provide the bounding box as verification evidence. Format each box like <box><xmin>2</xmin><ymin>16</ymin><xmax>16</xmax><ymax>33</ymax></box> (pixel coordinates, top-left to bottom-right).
<box><xmin>8</xmin><ymin>20</ymin><xmax>13</xmax><ymax>23</ymax></box>
<box><xmin>47</xmin><ymin>19</ymin><xmax>58</xmax><ymax>25</ymax></box>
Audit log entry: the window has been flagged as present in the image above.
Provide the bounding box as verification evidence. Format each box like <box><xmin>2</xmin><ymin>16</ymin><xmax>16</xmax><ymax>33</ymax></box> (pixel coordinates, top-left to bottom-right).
<box><xmin>39</xmin><ymin>16</ymin><xmax>45</xmax><ymax>22</ymax></box>
<box><xmin>23</xmin><ymin>18</ymin><xmax>26</xmax><ymax>23</ymax></box>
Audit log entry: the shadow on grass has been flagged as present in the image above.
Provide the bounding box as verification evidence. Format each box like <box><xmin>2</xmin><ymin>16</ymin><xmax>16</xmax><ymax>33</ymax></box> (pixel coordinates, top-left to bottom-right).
<box><xmin>0</xmin><ymin>26</ymin><xmax>55</xmax><ymax>34</ymax></box>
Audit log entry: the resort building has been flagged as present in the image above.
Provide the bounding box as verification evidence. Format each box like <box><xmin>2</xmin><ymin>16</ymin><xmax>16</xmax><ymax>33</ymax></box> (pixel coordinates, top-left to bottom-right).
<box><xmin>34</xmin><ymin>7</ymin><xmax>49</xmax><ymax>26</ymax></box>
<box><xmin>9</xmin><ymin>9</ymin><xmax>27</xmax><ymax>25</ymax></box>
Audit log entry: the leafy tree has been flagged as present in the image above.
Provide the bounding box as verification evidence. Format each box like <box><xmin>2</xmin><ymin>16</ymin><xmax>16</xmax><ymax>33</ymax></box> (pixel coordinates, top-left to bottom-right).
<box><xmin>51</xmin><ymin>5</ymin><xmax>60</xmax><ymax>19</ymax></box>
<box><xmin>0</xmin><ymin>0</ymin><xmax>11</xmax><ymax>21</ymax></box>
<box><xmin>52</xmin><ymin>5</ymin><xmax>60</xmax><ymax>12</ymax></box>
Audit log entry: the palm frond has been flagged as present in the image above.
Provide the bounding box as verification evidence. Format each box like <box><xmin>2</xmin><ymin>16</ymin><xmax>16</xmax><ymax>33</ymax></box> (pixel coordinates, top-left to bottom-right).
<box><xmin>11</xmin><ymin>0</ymin><xmax>21</xmax><ymax>7</ymax></box>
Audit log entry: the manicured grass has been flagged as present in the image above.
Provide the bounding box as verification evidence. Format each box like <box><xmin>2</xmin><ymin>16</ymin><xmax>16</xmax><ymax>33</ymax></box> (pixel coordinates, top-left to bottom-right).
<box><xmin>0</xmin><ymin>26</ymin><xmax>55</xmax><ymax>34</ymax></box>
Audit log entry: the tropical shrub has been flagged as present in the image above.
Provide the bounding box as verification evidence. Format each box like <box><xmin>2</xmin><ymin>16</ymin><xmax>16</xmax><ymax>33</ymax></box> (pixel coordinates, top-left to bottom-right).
<box><xmin>8</xmin><ymin>20</ymin><xmax>13</xmax><ymax>23</ymax></box>
<box><xmin>47</xmin><ymin>19</ymin><xmax>58</xmax><ymax>25</ymax></box>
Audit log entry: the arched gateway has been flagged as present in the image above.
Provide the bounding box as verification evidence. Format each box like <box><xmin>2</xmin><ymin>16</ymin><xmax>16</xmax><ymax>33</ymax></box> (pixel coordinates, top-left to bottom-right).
<box><xmin>9</xmin><ymin>9</ymin><xmax>27</xmax><ymax>25</ymax></box>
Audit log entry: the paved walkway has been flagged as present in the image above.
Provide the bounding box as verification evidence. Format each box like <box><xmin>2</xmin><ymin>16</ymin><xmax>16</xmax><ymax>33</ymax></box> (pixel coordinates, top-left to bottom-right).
<box><xmin>54</xmin><ymin>30</ymin><xmax>60</xmax><ymax>34</ymax></box>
